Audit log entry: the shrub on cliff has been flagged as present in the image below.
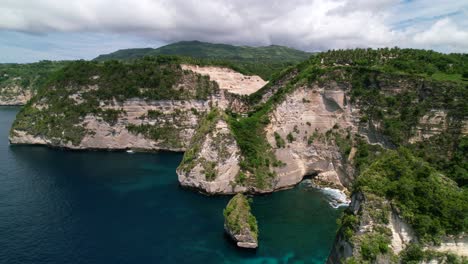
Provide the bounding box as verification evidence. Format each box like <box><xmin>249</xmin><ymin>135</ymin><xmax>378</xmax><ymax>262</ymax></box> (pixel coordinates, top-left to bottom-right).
<box><xmin>355</xmin><ymin>148</ymin><xmax>467</xmax><ymax>243</ymax></box>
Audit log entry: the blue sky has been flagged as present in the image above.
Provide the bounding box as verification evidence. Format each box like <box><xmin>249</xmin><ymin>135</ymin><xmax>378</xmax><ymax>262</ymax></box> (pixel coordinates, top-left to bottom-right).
<box><xmin>1</xmin><ymin>0</ymin><xmax>467</xmax><ymax>63</ymax></box>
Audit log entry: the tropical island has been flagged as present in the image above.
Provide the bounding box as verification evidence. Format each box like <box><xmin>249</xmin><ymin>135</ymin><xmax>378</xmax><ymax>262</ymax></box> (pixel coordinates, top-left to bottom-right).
<box><xmin>2</xmin><ymin>41</ymin><xmax>467</xmax><ymax>263</ymax></box>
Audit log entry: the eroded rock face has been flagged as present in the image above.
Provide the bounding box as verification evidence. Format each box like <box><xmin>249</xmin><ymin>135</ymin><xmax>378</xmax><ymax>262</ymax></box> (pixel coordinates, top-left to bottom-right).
<box><xmin>177</xmin><ymin>113</ymin><xmax>245</xmax><ymax>194</ymax></box>
<box><xmin>10</xmin><ymin>99</ymin><xmax>211</xmax><ymax>151</ymax></box>
<box><xmin>327</xmin><ymin>192</ymin><xmax>468</xmax><ymax>263</ymax></box>
<box><xmin>389</xmin><ymin>209</ymin><xmax>417</xmax><ymax>254</ymax></box>
<box><xmin>82</xmin><ymin>100</ymin><xmax>209</xmax><ymax>151</ymax></box>
<box><xmin>426</xmin><ymin>237</ymin><xmax>468</xmax><ymax>258</ymax></box>
<box><xmin>181</xmin><ymin>64</ymin><xmax>267</xmax><ymax>95</ymax></box>
<box><xmin>177</xmin><ymin>85</ymin><xmax>359</xmax><ymax>194</ymax></box>
<box><xmin>8</xmin><ymin>65</ymin><xmax>253</xmax><ymax>151</ymax></box>
<box><xmin>0</xmin><ymin>85</ymin><xmax>32</xmax><ymax>105</ymax></box>
<box><xmin>327</xmin><ymin>192</ymin><xmax>418</xmax><ymax>264</ymax></box>
<box><xmin>266</xmin><ymin>86</ymin><xmax>356</xmax><ymax>191</ymax></box>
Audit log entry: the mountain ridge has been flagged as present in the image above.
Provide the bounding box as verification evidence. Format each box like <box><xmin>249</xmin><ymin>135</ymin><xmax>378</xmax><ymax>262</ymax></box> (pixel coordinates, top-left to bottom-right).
<box><xmin>94</xmin><ymin>40</ymin><xmax>311</xmax><ymax>61</ymax></box>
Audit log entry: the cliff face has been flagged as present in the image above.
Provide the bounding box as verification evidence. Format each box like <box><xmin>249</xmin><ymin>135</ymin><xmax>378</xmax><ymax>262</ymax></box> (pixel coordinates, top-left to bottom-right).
<box><xmin>176</xmin><ymin>83</ymin><xmax>359</xmax><ymax>194</ymax></box>
<box><xmin>176</xmin><ymin>68</ymin><xmax>467</xmax><ymax>195</ymax></box>
<box><xmin>9</xmin><ymin>63</ymin><xmax>261</xmax><ymax>151</ymax></box>
<box><xmin>181</xmin><ymin>64</ymin><xmax>267</xmax><ymax>95</ymax></box>
<box><xmin>0</xmin><ymin>85</ymin><xmax>32</xmax><ymax>105</ymax></box>
<box><xmin>265</xmin><ymin>85</ymin><xmax>356</xmax><ymax>191</ymax></box>
<box><xmin>327</xmin><ymin>192</ymin><xmax>417</xmax><ymax>264</ymax></box>
<box><xmin>177</xmin><ymin>110</ymin><xmax>245</xmax><ymax>194</ymax></box>
<box><xmin>327</xmin><ymin>192</ymin><xmax>467</xmax><ymax>264</ymax></box>
<box><xmin>0</xmin><ymin>61</ymin><xmax>67</xmax><ymax>106</ymax></box>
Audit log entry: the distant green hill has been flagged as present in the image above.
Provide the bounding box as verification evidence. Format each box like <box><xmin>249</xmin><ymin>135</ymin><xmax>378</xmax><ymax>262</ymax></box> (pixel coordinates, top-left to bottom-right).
<box><xmin>94</xmin><ymin>41</ymin><xmax>312</xmax><ymax>79</ymax></box>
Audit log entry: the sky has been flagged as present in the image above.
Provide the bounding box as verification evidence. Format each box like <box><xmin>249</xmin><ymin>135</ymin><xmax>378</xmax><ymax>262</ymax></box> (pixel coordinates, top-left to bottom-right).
<box><xmin>1</xmin><ymin>0</ymin><xmax>467</xmax><ymax>63</ymax></box>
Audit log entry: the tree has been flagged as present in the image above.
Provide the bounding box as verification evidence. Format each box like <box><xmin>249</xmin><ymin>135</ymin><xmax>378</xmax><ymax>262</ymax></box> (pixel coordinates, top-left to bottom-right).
<box><xmin>462</xmin><ymin>71</ymin><xmax>468</xmax><ymax>79</ymax></box>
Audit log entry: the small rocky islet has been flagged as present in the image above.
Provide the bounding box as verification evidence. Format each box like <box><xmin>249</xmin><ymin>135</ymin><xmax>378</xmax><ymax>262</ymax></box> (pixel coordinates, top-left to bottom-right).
<box><xmin>223</xmin><ymin>193</ymin><xmax>258</xmax><ymax>249</ymax></box>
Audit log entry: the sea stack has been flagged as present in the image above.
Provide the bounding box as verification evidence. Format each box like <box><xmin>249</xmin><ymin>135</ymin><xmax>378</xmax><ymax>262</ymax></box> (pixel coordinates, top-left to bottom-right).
<box><xmin>223</xmin><ymin>193</ymin><xmax>258</xmax><ymax>249</ymax></box>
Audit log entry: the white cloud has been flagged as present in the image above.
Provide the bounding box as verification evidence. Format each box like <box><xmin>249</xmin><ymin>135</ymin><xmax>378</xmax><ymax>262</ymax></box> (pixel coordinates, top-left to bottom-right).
<box><xmin>0</xmin><ymin>0</ymin><xmax>467</xmax><ymax>57</ymax></box>
<box><xmin>412</xmin><ymin>18</ymin><xmax>468</xmax><ymax>52</ymax></box>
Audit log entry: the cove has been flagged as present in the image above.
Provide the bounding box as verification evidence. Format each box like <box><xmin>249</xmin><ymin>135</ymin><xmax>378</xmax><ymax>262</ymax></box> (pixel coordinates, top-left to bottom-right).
<box><xmin>0</xmin><ymin>106</ymin><xmax>343</xmax><ymax>264</ymax></box>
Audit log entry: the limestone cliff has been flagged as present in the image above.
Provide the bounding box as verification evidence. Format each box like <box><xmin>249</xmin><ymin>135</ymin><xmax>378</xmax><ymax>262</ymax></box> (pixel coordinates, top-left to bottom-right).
<box><xmin>178</xmin><ymin>67</ymin><xmax>466</xmax><ymax>195</ymax></box>
<box><xmin>265</xmin><ymin>86</ymin><xmax>356</xmax><ymax>191</ymax></box>
<box><xmin>10</xmin><ymin>99</ymin><xmax>210</xmax><ymax>151</ymax></box>
<box><xmin>327</xmin><ymin>192</ymin><xmax>417</xmax><ymax>263</ymax></box>
<box><xmin>0</xmin><ymin>85</ymin><xmax>33</xmax><ymax>105</ymax></box>
<box><xmin>0</xmin><ymin>61</ymin><xmax>66</xmax><ymax>106</ymax></box>
<box><xmin>9</xmin><ymin>60</ymin><xmax>262</xmax><ymax>151</ymax></box>
<box><xmin>327</xmin><ymin>192</ymin><xmax>467</xmax><ymax>264</ymax></box>
<box><xmin>177</xmin><ymin>109</ymin><xmax>245</xmax><ymax>194</ymax></box>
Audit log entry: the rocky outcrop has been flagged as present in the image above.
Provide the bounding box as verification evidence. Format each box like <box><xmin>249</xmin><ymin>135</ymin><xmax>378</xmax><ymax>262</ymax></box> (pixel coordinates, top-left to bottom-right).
<box><xmin>327</xmin><ymin>192</ymin><xmax>417</xmax><ymax>264</ymax></box>
<box><xmin>177</xmin><ymin>83</ymin><xmax>358</xmax><ymax>194</ymax></box>
<box><xmin>223</xmin><ymin>193</ymin><xmax>258</xmax><ymax>249</ymax></box>
<box><xmin>426</xmin><ymin>237</ymin><xmax>468</xmax><ymax>258</ymax></box>
<box><xmin>177</xmin><ymin>110</ymin><xmax>245</xmax><ymax>194</ymax></box>
<box><xmin>327</xmin><ymin>191</ymin><xmax>468</xmax><ymax>263</ymax></box>
<box><xmin>389</xmin><ymin>208</ymin><xmax>417</xmax><ymax>254</ymax></box>
<box><xmin>181</xmin><ymin>64</ymin><xmax>267</xmax><ymax>95</ymax></box>
<box><xmin>0</xmin><ymin>85</ymin><xmax>32</xmax><ymax>105</ymax></box>
<box><xmin>266</xmin><ymin>85</ymin><xmax>356</xmax><ymax>191</ymax></box>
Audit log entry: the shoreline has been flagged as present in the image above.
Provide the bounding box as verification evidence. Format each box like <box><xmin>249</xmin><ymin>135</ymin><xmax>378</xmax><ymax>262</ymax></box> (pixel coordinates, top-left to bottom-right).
<box><xmin>301</xmin><ymin>179</ymin><xmax>351</xmax><ymax>209</ymax></box>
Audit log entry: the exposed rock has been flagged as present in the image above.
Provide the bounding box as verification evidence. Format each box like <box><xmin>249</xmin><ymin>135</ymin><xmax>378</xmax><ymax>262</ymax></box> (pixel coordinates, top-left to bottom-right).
<box><xmin>266</xmin><ymin>86</ymin><xmax>356</xmax><ymax>191</ymax></box>
<box><xmin>426</xmin><ymin>236</ymin><xmax>468</xmax><ymax>257</ymax></box>
<box><xmin>389</xmin><ymin>208</ymin><xmax>417</xmax><ymax>254</ymax></box>
<box><xmin>181</xmin><ymin>64</ymin><xmax>267</xmax><ymax>95</ymax></box>
<box><xmin>409</xmin><ymin>110</ymin><xmax>448</xmax><ymax>143</ymax></box>
<box><xmin>8</xmin><ymin>64</ymin><xmax>256</xmax><ymax>151</ymax></box>
<box><xmin>177</xmin><ymin>110</ymin><xmax>245</xmax><ymax>194</ymax></box>
<box><xmin>10</xmin><ymin>99</ymin><xmax>210</xmax><ymax>151</ymax></box>
<box><xmin>327</xmin><ymin>192</ymin><xmax>418</xmax><ymax>264</ymax></box>
<box><xmin>223</xmin><ymin>193</ymin><xmax>258</xmax><ymax>249</ymax></box>
<box><xmin>176</xmin><ymin>84</ymin><xmax>358</xmax><ymax>194</ymax></box>
<box><xmin>0</xmin><ymin>85</ymin><xmax>32</xmax><ymax>105</ymax></box>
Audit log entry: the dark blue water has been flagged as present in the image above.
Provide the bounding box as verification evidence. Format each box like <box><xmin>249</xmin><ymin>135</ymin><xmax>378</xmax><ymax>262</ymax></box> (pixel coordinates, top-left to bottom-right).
<box><xmin>0</xmin><ymin>106</ymin><xmax>343</xmax><ymax>264</ymax></box>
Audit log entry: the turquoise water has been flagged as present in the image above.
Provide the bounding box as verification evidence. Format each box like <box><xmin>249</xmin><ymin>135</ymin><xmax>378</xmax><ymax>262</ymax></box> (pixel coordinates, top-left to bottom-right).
<box><xmin>0</xmin><ymin>106</ymin><xmax>343</xmax><ymax>264</ymax></box>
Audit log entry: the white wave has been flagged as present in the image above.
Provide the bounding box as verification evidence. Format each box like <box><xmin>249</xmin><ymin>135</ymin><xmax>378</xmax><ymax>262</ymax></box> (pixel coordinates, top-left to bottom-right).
<box><xmin>319</xmin><ymin>187</ymin><xmax>350</xmax><ymax>209</ymax></box>
<box><xmin>301</xmin><ymin>180</ymin><xmax>350</xmax><ymax>209</ymax></box>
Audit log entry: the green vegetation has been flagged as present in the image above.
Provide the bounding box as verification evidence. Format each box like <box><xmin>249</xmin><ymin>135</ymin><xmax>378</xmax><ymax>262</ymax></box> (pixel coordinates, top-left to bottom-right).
<box><xmin>178</xmin><ymin>108</ymin><xmax>224</xmax><ymax>172</ymax></box>
<box><xmin>223</xmin><ymin>193</ymin><xmax>258</xmax><ymax>240</ymax></box>
<box><xmin>338</xmin><ymin>192</ymin><xmax>394</xmax><ymax>263</ymax></box>
<box><xmin>410</xmin><ymin>134</ymin><xmax>468</xmax><ymax>187</ymax></box>
<box><xmin>313</xmin><ymin>48</ymin><xmax>468</xmax><ymax>78</ymax></box>
<box><xmin>286</xmin><ymin>132</ymin><xmax>295</xmax><ymax>143</ymax></box>
<box><xmin>0</xmin><ymin>61</ymin><xmax>68</xmax><ymax>102</ymax></box>
<box><xmin>274</xmin><ymin>132</ymin><xmax>286</xmax><ymax>148</ymax></box>
<box><xmin>177</xmin><ymin>108</ymin><xmax>240</xmax><ymax>182</ymax></box>
<box><xmin>400</xmin><ymin>243</ymin><xmax>467</xmax><ymax>264</ymax></box>
<box><xmin>94</xmin><ymin>41</ymin><xmax>312</xmax><ymax>79</ymax></box>
<box><xmin>101</xmin><ymin>109</ymin><xmax>124</xmax><ymax>125</ymax></box>
<box><xmin>228</xmin><ymin>111</ymin><xmax>278</xmax><ymax>189</ymax></box>
<box><xmin>127</xmin><ymin>124</ymin><xmax>183</xmax><ymax>149</ymax></box>
<box><xmin>0</xmin><ymin>61</ymin><xmax>67</xmax><ymax>89</ymax></box>
<box><xmin>202</xmin><ymin>160</ymin><xmax>217</xmax><ymax>181</ymax></box>
<box><xmin>47</xmin><ymin>57</ymin><xmax>218</xmax><ymax>101</ymax></box>
<box><xmin>359</xmin><ymin>233</ymin><xmax>391</xmax><ymax>261</ymax></box>
<box><xmin>355</xmin><ymin>148</ymin><xmax>467</xmax><ymax>243</ymax></box>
